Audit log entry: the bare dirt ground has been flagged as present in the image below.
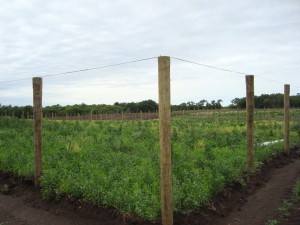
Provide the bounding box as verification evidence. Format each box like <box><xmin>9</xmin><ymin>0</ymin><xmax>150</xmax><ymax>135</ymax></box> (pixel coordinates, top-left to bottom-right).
<box><xmin>213</xmin><ymin>151</ymin><xmax>300</xmax><ymax>225</ymax></box>
<box><xmin>1</xmin><ymin>146</ymin><xmax>300</xmax><ymax>225</ymax></box>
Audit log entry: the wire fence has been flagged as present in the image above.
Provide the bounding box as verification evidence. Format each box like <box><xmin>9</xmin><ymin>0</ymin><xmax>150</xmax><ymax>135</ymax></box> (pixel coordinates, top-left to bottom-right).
<box><xmin>0</xmin><ymin>55</ymin><xmax>299</xmax><ymax>122</ymax></box>
<box><xmin>0</xmin><ymin>55</ymin><xmax>299</xmax><ymax>225</ymax></box>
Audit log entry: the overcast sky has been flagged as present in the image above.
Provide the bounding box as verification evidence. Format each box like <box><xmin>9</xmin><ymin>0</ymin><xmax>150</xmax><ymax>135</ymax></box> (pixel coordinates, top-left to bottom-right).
<box><xmin>0</xmin><ymin>0</ymin><xmax>299</xmax><ymax>106</ymax></box>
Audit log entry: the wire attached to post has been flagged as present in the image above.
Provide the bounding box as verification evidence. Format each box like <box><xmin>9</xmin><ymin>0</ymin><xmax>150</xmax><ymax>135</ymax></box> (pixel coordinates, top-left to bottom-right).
<box><xmin>0</xmin><ymin>56</ymin><xmax>158</xmax><ymax>84</ymax></box>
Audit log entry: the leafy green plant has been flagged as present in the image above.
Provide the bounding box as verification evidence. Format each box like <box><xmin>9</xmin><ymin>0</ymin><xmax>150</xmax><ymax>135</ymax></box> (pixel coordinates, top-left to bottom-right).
<box><xmin>264</xmin><ymin>179</ymin><xmax>300</xmax><ymax>224</ymax></box>
<box><xmin>292</xmin><ymin>121</ymin><xmax>300</xmax><ymax>140</ymax></box>
<box><xmin>292</xmin><ymin>179</ymin><xmax>300</xmax><ymax>201</ymax></box>
<box><xmin>279</xmin><ymin>199</ymin><xmax>293</xmax><ymax>218</ymax></box>
<box><xmin>265</xmin><ymin>219</ymin><xmax>278</xmax><ymax>225</ymax></box>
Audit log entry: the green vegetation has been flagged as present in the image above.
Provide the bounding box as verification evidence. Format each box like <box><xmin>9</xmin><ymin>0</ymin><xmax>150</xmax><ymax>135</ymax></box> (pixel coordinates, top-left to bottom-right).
<box><xmin>229</xmin><ymin>93</ymin><xmax>300</xmax><ymax>109</ymax></box>
<box><xmin>266</xmin><ymin>179</ymin><xmax>300</xmax><ymax>224</ymax></box>
<box><xmin>2</xmin><ymin>93</ymin><xmax>300</xmax><ymax>118</ymax></box>
<box><xmin>292</xmin><ymin>180</ymin><xmax>300</xmax><ymax>201</ymax></box>
<box><xmin>0</xmin><ymin>110</ymin><xmax>299</xmax><ymax>220</ymax></box>
<box><xmin>0</xmin><ymin>99</ymin><xmax>159</xmax><ymax>118</ymax></box>
<box><xmin>265</xmin><ymin>220</ymin><xmax>278</xmax><ymax>225</ymax></box>
<box><xmin>279</xmin><ymin>200</ymin><xmax>293</xmax><ymax>218</ymax></box>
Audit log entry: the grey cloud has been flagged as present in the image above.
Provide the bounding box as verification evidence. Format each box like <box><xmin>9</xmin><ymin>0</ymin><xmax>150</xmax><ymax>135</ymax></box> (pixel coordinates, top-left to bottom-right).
<box><xmin>0</xmin><ymin>0</ymin><xmax>299</xmax><ymax>106</ymax></box>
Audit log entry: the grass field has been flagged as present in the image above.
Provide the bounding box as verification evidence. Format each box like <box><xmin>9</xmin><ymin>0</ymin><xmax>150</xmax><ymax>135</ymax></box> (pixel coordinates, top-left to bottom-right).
<box><xmin>0</xmin><ymin>109</ymin><xmax>299</xmax><ymax>220</ymax></box>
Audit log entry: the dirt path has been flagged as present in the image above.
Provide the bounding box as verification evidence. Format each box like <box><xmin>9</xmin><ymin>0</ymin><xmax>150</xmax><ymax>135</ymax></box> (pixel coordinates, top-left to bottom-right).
<box><xmin>1</xmin><ymin>152</ymin><xmax>300</xmax><ymax>225</ymax></box>
<box><xmin>214</xmin><ymin>158</ymin><xmax>300</xmax><ymax>225</ymax></box>
<box><xmin>0</xmin><ymin>192</ymin><xmax>111</xmax><ymax>225</ymax></box>
<box><xmin>0</xmin><ymin>194</ymin><xmax>68</xmax><ymax>225</ymax></box>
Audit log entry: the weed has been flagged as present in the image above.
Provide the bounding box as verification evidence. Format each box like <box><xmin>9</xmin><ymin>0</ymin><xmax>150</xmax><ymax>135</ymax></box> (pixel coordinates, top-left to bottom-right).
<box><xmin>264</xmin><ymin>178</ymin><xmax>300</xmax><ymax>224</ymax></box>
<box><xmin>265</xmin><ymin>219</ymin><xmax>278</xmax><ymax>225</ymax></box>
<box><xmin>279</xmin><ymin>199</ymin><xmax>293</xmax><ymax>218</ymax></box>
<box><xmin>292</xmin><ymin>179</ymin><xmax>300</xmax><ymax>201</ymax></box>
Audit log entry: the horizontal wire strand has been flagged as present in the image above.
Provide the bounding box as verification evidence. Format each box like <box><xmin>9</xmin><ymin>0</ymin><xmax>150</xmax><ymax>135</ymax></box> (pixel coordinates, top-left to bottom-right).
<box><xmin>42</xmin><ymin>56</ymin><xmax>158</xmax><ymax>78</ymax></box>
<box><xmin>0</xmin><ymin>55</ymin><xmax>299</xmax><ymax>89</ymax></box>
<box><xmin>0</xmin><ymin>56</ymin><xmax>158</xmax><ymax>84</ymax></box>
<box><xmin>171</xmin><ymin>57</ymin><xmax>247</xmax><ymax>75</ymax></box>
<box><xmin>171</xmin><ymin>56</ymin><xmax>300</xmax><ymax>89</ymax></box>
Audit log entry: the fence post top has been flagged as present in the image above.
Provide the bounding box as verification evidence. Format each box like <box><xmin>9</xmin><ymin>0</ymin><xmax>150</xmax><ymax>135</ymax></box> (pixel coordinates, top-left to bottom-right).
<box><xmin>158</xmin><ymin>56</ymin><xmax>170</xmax><ymax>59</ymax></box>
<box><xmin>33</xmin><ymin>77</ymin><xmax>43</xmax><ymax>85</ymax></box>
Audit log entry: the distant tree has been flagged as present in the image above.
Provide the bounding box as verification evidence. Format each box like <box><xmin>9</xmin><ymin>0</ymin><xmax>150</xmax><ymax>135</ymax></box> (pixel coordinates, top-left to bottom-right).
<box><xmin>228</xmin><ymin>93</ymin><xmax>300</xmax><ymax>109</ymax></box>
<box><xmin>291</xmin><ymin>95</ymin><xmax>300</xmax><ymax>107</ymax></box>
<box><xmin>215</xmin><ymin>99</ymin><xmax>223</xmax><ymax>109</ymax></box>
<box><xmin>124</xmin><ymin>102</ymin><xmax>138</xmax><ymax>112</ymax></box>
<box><xmin>210</xmin><ymin>100</ymin><xmax>216</xmax><ymax>109</ymax></box>
<box><xmin>197</xmin><ymin>99</ymin><xmax>207</xmax><ymax>109</ymax></box>
<box><xmin>2</xmin><ymin>94</ymin><xmax>299</xmax><ymax>119</ymax></box>
<box><xmin>137</xmin><ymin>100</ymin><xmax>158</xmax><ymax>112</ymax></box>
<box><xmin>186</xmin><ymin>101</ymin><xmax>196</xmax><ymax>110</ymax></box>
<box><xmin>179</xmin><ymin>103</ymin><xmax>187</xmax><ymax>110</ymax></box>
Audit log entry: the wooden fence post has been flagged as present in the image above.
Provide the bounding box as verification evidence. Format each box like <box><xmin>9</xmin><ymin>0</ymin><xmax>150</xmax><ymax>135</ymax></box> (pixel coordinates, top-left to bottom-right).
<box><xmin>33</xmin><ymin>77</ymin><xmax>43</xmax><ymax>188</ymax></box>
<box><xmin>284</xmin><ymin>84</ymin><xmax>290</xmax><ymax>155</ymax></box>
<box><xmin>140</xmin><ymin>111</ymin><xmax>143</xmax><ymax>120</ymax></box>
<box><xmin>158</xmin><ymin>56</ymin><xmax>173</xmax><ymax>225</ymax></box>
<box><xmin>246</xmin><ymin>75</ymin><xmax>255</xmax><ymax>174</ymax></box>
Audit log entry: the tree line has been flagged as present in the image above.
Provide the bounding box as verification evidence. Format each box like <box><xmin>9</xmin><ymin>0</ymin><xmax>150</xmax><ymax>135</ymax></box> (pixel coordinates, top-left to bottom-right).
<box><xmin>228</xmin><ymin>93</ymin><xmax>300</xmax><ymax>109</ymax></box>
<box><xmin>1</xmin><ymin>94</ymin><xmax>300</xmax><ymax>118</ymax></box>
<box><xmin>171</xmin><ymin>99</ymin><xmax>223</xmax><ymax>111</ymax></box>
<box><xmin>0</xmin><ymin>100</ymin><xmax>158</xmax><ymax>118</ymax></box>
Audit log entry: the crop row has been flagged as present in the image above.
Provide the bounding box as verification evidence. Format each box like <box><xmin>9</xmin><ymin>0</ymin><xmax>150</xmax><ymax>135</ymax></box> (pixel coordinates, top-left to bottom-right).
<box><xmin>0</xmin><ymin>112</ymin><xmax>299</xmax><ymax>220</ymax></box>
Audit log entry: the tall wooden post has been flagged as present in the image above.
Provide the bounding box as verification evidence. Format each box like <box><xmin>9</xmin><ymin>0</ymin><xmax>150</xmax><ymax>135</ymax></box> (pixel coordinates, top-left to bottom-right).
<box><xmin>140</xmin><ymin>111</ymin><xmax>143</xmax><ymax>120</ymax></box>
<box><xmin>158</xmin><ymin>56</ymin><xmax>173</xmax><ymax>225</ymax></box>
<box><xmin>246</xmin><ymin>75</ymin><xmax>254</xmax><ymax>174</ymax></box>
<box><xmin>33</xmin><ymin>77</ymin><xmax>43</xmax><ymax>188</ymax></box>
<box><xmin>284</xmin><ymin>84</ymin><xmax>290</xmax><ymax>155</ymax></box>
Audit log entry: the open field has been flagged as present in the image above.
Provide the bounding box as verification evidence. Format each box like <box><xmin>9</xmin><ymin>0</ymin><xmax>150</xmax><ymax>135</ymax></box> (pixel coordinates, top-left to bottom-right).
<box><xmin>0</xmin><ymin>109</ymin><xmax>299</xmax><ymax>220</ymax></box>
